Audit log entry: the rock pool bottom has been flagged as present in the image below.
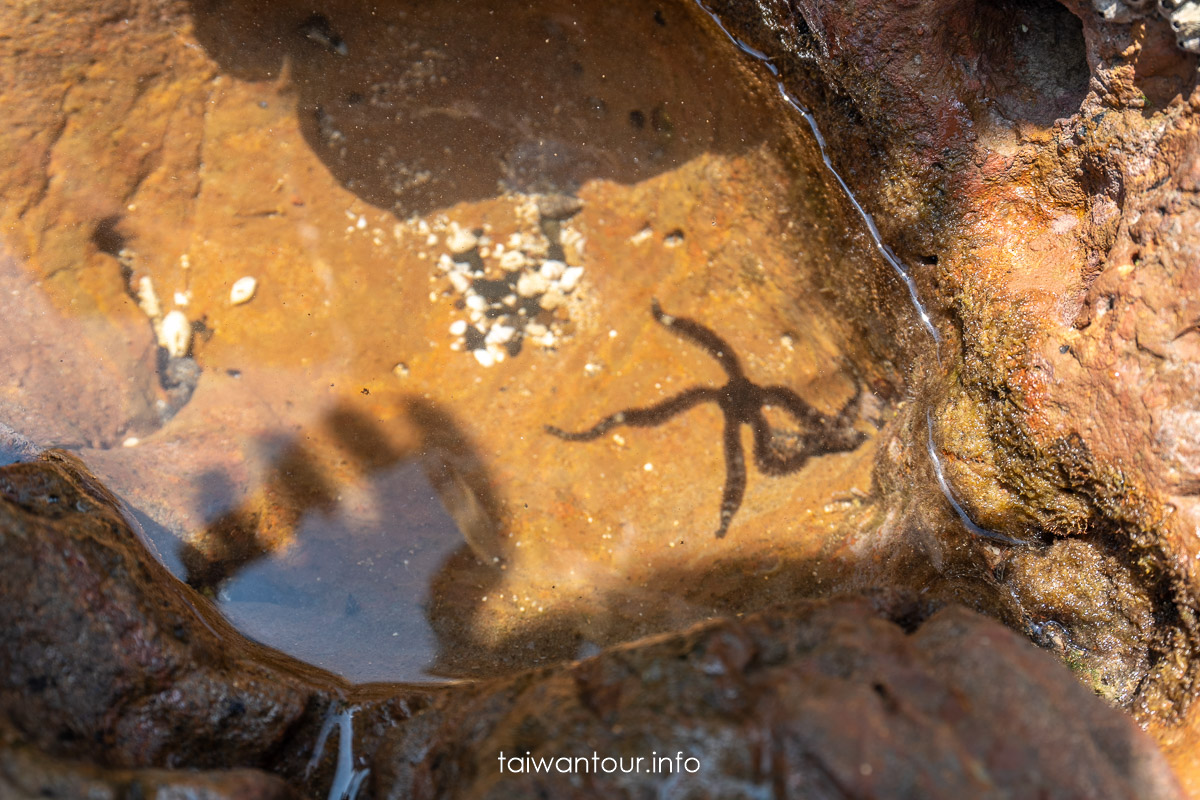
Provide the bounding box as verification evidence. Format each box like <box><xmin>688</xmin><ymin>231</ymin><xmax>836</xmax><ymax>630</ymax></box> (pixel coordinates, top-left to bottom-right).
<box><xmin>0</xmin><ymin>452</ymin><xmax>1184</xmax><ymax>799</ymax></box>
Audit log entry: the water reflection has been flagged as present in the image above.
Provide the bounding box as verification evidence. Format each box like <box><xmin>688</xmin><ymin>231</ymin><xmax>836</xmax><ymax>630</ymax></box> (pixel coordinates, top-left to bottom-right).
<box><xmin>172</xmin><ymin>397</ymin><xmax>500</xmax><ymax>683</ymax></box>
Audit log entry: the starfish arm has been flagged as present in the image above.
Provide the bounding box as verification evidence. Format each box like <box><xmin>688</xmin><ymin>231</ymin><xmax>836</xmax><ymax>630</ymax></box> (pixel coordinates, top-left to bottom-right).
<box><xmin>652</xmin><ymin>299</ymin><xmax>746</xmax><ymax>381</ymax></box>
<box><xmin>753</xmin><ymin>386</ymin><xmax>867</xmax><ymax>472</ymax></box>
<box><xmin>749</xmin><ymin>409</ymin><xmax>814</xmax><ymax>475</ymax></box>
<box><xmin>715</xmin><ymin>417</ymin><xmax>747</xmax><ymax>538</ymax></box>
<box><xmin>757</xmin><ymin>384</ymin><xmax>829</xmax><ymax>428</ymax></box>
<box><xmin>546</xmin><ymin>386</ymin><xmax>722</xmax><ymax>441</ymax></box>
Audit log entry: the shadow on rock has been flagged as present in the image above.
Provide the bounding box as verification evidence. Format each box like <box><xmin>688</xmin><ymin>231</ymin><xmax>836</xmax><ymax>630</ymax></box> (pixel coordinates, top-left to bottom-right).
<box><xmin>185</xmin><ymin>0</ymin><xmax>779</xmax><ymax>217</ymax></box>
<box><xmin>181</xmin><ymin>394</ymin><xmax>503</xmax><ymax>595</ymax></box>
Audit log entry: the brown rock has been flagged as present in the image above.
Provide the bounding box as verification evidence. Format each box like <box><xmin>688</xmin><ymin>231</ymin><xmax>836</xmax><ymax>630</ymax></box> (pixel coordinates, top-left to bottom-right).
<box><xmin>0</xmin><ymin>451</ymin><xmax>344</xmax><ymax>770</ymax></box>
<box><xmin>700</xmin><ymin>0</ymin><xmax>1200</xmax><ymax>787</ymax></box>
<box><xmin>0</xmin><ymin>455</ymin><xmax>1183</xmax><ymax>798</ymax></box>
<box><xmin>0</xmin><ymin>715</ymin><xmax>302</xmax><ymax>800</ymax></box>
<box><xmin>376</xmin><ymin>597</ymin><xmax>1182</xmax><ymax>800</ymax></box>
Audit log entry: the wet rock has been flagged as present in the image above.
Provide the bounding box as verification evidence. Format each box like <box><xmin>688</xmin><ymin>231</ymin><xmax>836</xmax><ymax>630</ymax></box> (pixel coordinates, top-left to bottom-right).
<box><xmin>702</xmin><ymin>0</ymin><xmax>1200</xmax><ymax>788</ymax></box>
<box><xmin>0</xmin><ymin>455</ymin><xmax>1183</xmax><ymax>798</ymax></box>
<box><xmin>0</xmin><ymin>249</ymin><xmax>159</xmax><ymax>449</ymax></box>
<box><xmin>377</xmin><ymin>597</ymin><xmax>1182</xmax><ymax>800</ymax></box>
<box><xmin>3</xmin><ymin>0</ymin><xmax>1200</xmax><ymax>792</ymax></box>
<box><xmin>0</xmin><ymin>451</ymin><xmax>344</xmax><ymax>772</ymax></box>
<box><xmin>0</xmin><ymin>716</ymin><xmax>302</xmax><ymax>800</ymax></box>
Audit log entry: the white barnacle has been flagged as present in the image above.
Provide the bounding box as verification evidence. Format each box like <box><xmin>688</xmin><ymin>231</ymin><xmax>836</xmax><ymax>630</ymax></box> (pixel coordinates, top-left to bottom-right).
<box><xmin>159</xmin><ymin>310</ymin><xmax>192</xmax><ymax>358</ymax></box>
<box><xmin>229</xmin><ymin>276</ymin><xmax>258</xmax><ymax>305</ymax></box>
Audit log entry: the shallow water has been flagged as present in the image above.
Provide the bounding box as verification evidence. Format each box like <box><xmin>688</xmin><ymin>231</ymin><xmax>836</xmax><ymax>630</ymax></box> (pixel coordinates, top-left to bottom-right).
<box><xmin>3</xmin><ymin>0</ymin><xmax>919</xmax><ymax>683</ymax></box>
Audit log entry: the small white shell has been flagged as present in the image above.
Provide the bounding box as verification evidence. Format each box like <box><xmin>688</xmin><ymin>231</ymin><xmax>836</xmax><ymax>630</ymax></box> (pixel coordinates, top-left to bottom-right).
<box><xmin>499</xmin><ymin>250</ymin><xmax>527</xmax><ymax>272</ymax></box>
<box><xmin>159</xmin><ymin>310</ymin><xmax>191</xmax><ymax>358</ymax></box>
<box><xmin>485</xmin><ymin>324</ymin><xmax>515</xmax><ymax>345</ymax></box>
<box><xmin>473</xmin><ymin>348</ymin><xmax>495</xmax><ymax>367</ymax></box>
<box><xmin>448</xmin><ymin>271</ymin><xmax>472</xmax><ymax>293</ymax></box>
<box><xmin>465</xmin><ymin>293</ymin><xmax>488</xmax><ymax>312</ymax></box>
<box><xmin>445</xmin><ymin>225</ymin><xmax>478</xmax><ymax>254</ymax></box>
<box><xmin>449</xmin><ymin>319</ymin><xmax>468</xmax><ymax>336</ymax></box>
<box><xmin>229</xmin><ymin>276</ymin><xmax>257</xmax><ymax>305</ymax></box>
<box><xmin>539</xmin><ymin>287</ymin><xmax>566</xmax><ymax>310</ymax></box>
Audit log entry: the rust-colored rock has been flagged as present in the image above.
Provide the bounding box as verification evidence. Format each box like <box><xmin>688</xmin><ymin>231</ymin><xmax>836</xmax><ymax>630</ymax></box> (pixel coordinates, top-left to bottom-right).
<box><xmin>700</xmin><ymin>0</ymin><xmax>1200</xmax><ymax>789</ymax></box>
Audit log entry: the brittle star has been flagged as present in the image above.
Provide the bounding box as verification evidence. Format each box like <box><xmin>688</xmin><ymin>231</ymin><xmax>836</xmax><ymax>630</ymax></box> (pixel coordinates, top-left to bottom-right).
<box><xmin>546</xmin><ymin>301</ymin><xmax>867</xmax><ymax>537</ymax></box>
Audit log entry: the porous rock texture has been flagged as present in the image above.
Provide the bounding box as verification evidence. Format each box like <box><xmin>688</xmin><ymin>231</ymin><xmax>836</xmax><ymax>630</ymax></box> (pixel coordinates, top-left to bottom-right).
<box><xmin>705</xmin><ymin>0</ymin><xmax>1200</xmax><ymax>787</ymax></box>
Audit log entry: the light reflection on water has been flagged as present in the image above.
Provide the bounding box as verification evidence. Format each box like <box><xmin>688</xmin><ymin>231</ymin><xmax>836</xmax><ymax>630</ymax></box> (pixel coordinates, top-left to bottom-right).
<box><xmin>214</xmin><ymin>460</ymin><xmax>464</xmax><ymax>684</ymax></box>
